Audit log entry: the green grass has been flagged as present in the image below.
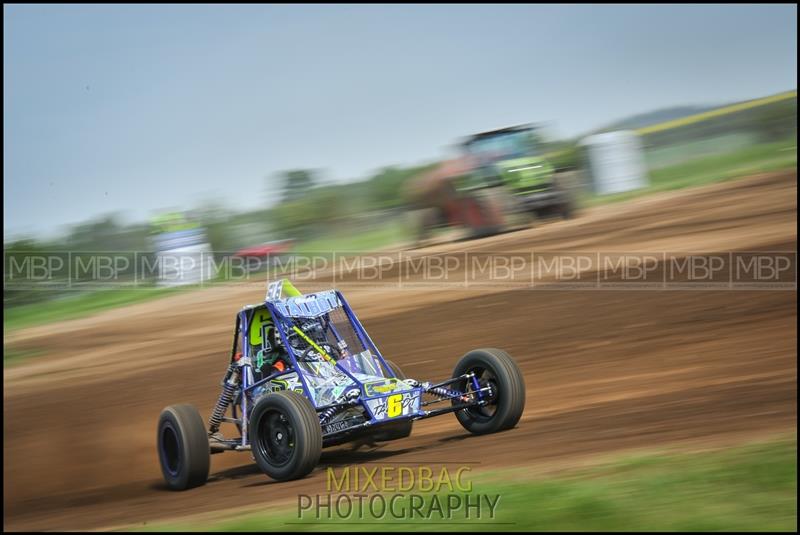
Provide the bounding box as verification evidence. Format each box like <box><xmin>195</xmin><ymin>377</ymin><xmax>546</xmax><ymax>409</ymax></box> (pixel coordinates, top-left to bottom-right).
<box><xmin>3</xmin><ymin>286</ymin><xmax>183</xmax><ymax>332</ymax></box>
<box><xmin>292</xmin><ymin>217</ymin><xmax>413</xmax><ymax>254</ymax></box>
<box><xmin>644</xmin><ymin>132</ymin><xmax>760</xmax><ymax>170</ymax></box>
<box><xmin>134</xmin><ymin>436</ymin><xmax>797</xmax><ymax>532</ymax></box>
<box><xmin>3</xmin><ymin>347</ymin><xmax>45</xmax><ymax>368</ymax></box>
<box><xmin>580</xmin><ymin>139</ymin><xmax>796</xmax><ymax>207</ymax></box>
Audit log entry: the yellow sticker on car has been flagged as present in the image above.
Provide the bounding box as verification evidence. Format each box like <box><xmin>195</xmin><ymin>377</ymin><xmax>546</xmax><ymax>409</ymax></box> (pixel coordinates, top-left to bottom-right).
<box><xmin>249</xmin><ymin>308</ymin><xmax>273</xmax><ymax>347</ymax></box>
<box><xmin>365</xmin><ymin>391</ymin><xmax>420</xmax><ymax>421</ymax></box>
<box><xmin>387</xmin><ymin>394</ymin><xmax>402</xmax><ymax>418</ymax></box>
<box><xmin>363</xmin><ymin>379</ymin><xmax>399</xmax><ymax>396</ymax></box>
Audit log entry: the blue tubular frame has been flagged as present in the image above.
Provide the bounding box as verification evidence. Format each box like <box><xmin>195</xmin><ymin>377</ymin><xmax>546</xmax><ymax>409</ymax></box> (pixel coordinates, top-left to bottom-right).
<box><xmin>334</xmin><ymin>290</ymin><xmax>395</xmax><ymax>378</ymax></box>
<box><xmin>265</xmin><ymin>301</ymin><xmax>364</xmax><ymax>404</ymax></box>
<box><xmin>224</xmin><ymin>289</ymin><xmax>489</xmax><ymax>449</ymax></box>
<box><xmin>266</xmin><ymin>302</ymin><xmax>320</xmax><ymax>399</ymax></box>
<box><xmin>236</xmin><ymin>305</ymin><xmax>317</xmax><ymax>448</ymax></box>
<box><xmin>325</xmin><ymin>319</ymin><xmax>348</xmax><ymax>355</ymax></box>
<box><xmin>238</xmin><ymin>310</ymin><xmax>249</xmax><ymax>447</ymax></box>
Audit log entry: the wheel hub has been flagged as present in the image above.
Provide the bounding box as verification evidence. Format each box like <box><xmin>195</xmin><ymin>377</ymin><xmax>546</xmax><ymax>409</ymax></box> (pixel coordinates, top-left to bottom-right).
<box><xmin>259</xmin><ymin>410</ymin><xmax>295</xmax><ymax>466</ymax></box>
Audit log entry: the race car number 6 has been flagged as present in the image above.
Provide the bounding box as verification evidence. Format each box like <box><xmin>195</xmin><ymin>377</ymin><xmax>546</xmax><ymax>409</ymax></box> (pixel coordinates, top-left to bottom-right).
<box><xmin>387</xmin><ymin>394</ymin><xmax>403</xmax><ymax>417</ymax></box>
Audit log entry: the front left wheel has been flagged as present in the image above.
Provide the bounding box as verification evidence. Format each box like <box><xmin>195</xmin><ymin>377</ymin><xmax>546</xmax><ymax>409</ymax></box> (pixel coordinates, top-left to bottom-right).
<box><xmin>157</xmin><ymin>404</ymin><xmax>210</xmax><ymax>490</ymax></box>
<box><xmin>249</xmin><ymin>390</ymin><xmax>322</xmax><ymax>481</ymax></box>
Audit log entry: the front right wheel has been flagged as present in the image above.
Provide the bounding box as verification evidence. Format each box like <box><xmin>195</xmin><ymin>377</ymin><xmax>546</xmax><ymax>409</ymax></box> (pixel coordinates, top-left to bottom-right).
<box><xmin>452</xmin><ymin>348</ymin><xmax>526</xmax><ymax>435</ymax></box>
<box><xmin>249</xmin><ymin>390</ymin><xmax>322</xmax><ymax>481</ymax></box>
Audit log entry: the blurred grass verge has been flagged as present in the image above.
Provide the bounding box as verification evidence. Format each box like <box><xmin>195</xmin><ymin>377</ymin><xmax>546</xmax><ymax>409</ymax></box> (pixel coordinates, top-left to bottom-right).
<box><xmin>3</xmin><ymin>347</ymin><xmax>45</xmax><ymax>368</ymax></box>
<box><xmin>292</xmin><ymin>217</ymin><xmax>413</xmax><ymax>254</ymax></box>
<box><xmin>580</xmin><ymin>138</ymin><xmax>797</xmax><ymax>207</ymax></box>
<box><xmin>133</xmin><ymin>436</ymin><xmax>796</xmax><ymax>532</ymax></box>
<box><xmin>3</xmin><ymin>286</ymin><xmax>183</xmax><ymax>333</ymax></box>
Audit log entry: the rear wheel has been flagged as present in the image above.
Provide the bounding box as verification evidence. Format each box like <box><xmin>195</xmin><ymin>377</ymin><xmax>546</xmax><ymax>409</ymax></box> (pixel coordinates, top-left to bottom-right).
<box><xmin>249</xmin><ymin>390</ymin><xmax>322</xmax><ymax>481</ymax></box>
<box><xmin>555</xmin><ymin>176</ymin><xmax>576</xmax><ymax>220</ymax></box>
<box><xmin>157</xmin><ymin>404</ymin><xmax>210</xmax><ymax>490</ymax></box>
<box><xmin>452</xmin><ymin>348</ymin><xmax>526</xmax><ymax>435</ymax></box>
<box><xmin>559</xmin><ymin>192</ymin><xmax>576</xmax><ymax>219</ymax></box>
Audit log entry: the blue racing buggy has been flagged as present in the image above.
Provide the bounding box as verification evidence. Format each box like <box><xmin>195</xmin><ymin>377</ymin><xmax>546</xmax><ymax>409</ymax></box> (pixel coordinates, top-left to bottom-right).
<box><xmin>157</xmin><ymin>279</ymin><xmax>526</xmax><ymax>489</ymax></box>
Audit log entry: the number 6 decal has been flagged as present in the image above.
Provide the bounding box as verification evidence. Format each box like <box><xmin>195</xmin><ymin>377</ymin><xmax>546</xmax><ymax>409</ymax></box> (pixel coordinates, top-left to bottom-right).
<box><xmin>387</xmin><ymin>394</ymin><xmax>402</xmax><ymax>417</ymax></box>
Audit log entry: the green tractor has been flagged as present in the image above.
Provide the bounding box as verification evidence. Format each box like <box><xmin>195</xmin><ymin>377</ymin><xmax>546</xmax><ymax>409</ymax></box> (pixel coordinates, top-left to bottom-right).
<box><xmin>459</xmin><ymin>124</ymin><xmax>575</xmax><ymax>220</ymax></box>
<box><xmin>406</xmin><ymin>124</ymin><xmax>575</xmax><ymax>247</ymax></box>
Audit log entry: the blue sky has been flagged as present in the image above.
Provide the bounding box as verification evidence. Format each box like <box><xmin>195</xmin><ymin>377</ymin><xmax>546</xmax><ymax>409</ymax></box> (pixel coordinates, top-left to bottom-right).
<box><xmin>3</xmin><ymin>4</ymin><xmax>797</xmax><ymax>238</ymax></box>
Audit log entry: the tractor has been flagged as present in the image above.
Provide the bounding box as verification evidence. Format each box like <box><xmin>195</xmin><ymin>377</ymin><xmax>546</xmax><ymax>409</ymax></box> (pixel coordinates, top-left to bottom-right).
<box><xmin>407</xmin><ymin>124</ymin><xmax>574</xmax><ymax>246</ymax></box>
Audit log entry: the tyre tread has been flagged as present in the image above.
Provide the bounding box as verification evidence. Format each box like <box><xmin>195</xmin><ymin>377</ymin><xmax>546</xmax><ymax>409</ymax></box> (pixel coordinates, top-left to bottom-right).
<box><xmin>157</xmin><ymin>403</ymin><xmax>210</xmax><ymax>490</ymax></box>
<box><xmin>249</xmin><ymin>390</ymin><xmax>322</xmax><ymax>481</ymax></box>
<box><xmin>452</xmin><ymin>348</ymin><xmax>526</xmax><ymax>434</ymax></box>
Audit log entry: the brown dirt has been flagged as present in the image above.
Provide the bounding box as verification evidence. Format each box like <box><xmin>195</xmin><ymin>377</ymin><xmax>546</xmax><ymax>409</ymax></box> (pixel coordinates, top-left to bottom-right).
<box><xmin>3</xmin><ymin>171</ymin><xmax>797</xmax><ymax>531</ymax></box>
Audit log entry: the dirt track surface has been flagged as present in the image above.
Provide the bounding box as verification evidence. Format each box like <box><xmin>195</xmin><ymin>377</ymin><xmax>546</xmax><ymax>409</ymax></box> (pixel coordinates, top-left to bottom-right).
<box><xmin>4</xmin><ymin>171</ymin><xmax>798</xmax><ymax>531</ymax></box>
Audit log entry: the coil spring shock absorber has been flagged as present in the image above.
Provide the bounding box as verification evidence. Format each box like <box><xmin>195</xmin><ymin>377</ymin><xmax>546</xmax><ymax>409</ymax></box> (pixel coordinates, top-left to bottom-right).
<box><xmin>429</xmin><ymin>386</ymin><xmax>469</xmax><ymax>403</ymax></box>
<box><xmin>208</xmin><ymin>363</ymin><xmax>240</xmax><ymax>435</ymax></box>
<box><xmin>318</xmin><ymin>405</ymin><xmax>341</xmax><ymax>425</ymax></box>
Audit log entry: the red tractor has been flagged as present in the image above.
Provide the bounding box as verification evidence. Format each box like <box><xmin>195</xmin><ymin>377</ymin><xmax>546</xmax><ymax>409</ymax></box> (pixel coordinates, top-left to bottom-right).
<box><xmin>406</xmin><ymin>156</ymin><xmax>508</xmax><ymax>246</ymax></box>
<box><xmin>406</xmin><ymin>125</ymin><xmax>575</xmax><ymax>247</ymax></box>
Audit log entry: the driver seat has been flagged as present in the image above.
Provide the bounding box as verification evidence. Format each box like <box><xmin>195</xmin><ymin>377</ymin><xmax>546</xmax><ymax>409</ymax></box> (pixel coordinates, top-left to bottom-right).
<box><xmin>248</xmin><ymin>308</ymin><xmax>289</xmax><ymax>380</ymax></box>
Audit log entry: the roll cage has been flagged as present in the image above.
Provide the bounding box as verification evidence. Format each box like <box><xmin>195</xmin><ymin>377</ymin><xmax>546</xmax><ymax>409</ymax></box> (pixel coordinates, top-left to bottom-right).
<box><xmin>235</xmin><ymin>290</ymin><xmax>396</xmax><ymax>402</ymax></box>
<box><xmin>210</xmin><ymin>281</ymin><xmax>494</xmax><ymax>452</ymax></box>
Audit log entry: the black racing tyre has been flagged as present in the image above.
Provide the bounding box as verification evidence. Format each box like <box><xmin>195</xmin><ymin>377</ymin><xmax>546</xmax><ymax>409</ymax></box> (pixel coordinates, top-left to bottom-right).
<box><xmin>557</xmin><ymin>186</ymin><xmax>576</xmax><ymax>220</ymax></box>
<box><xmin>249</xmin><ymin>390</ymin><xmax>322</xmax><ymax>481</ymax></box>
<box><xmin>452</xmin><ymin>348</ymin><xmax>526</xmax><ymax>435</ymax></box>
<box><xmin>370</xmin><ymin>360</ymin><xmax>414</xmax><ymax>442</ymax></box>
<box><xmin>553</xmin><ymin>172</ymin><xmax>576</xmax><ymax>220</ymax></box>
<box><xmin>157</xmin><ymin>404</ymin><xmax>210</xmax><ymax>490</ymax></box>
<box><xmin>560</xmin><ymin>200</ymin><xmax>574</xmax><ymax>220</ymax></box>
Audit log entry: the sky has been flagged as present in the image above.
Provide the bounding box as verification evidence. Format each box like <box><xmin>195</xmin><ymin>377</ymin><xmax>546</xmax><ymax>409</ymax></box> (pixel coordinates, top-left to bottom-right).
<box><xmin>3</xmin><ymin>4</ymin><xmax>797</xmax><ymax>238</ymax></box>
